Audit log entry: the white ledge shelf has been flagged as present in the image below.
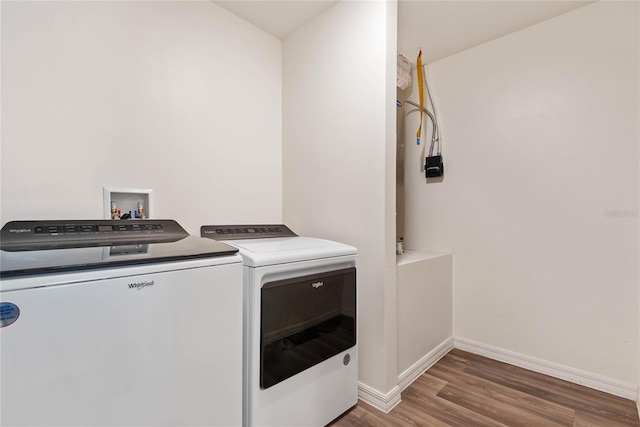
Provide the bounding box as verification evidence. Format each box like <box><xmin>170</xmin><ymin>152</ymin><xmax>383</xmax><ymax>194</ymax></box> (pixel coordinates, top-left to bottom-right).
<box><xmin>396</xmin><ymin>250</ymin><xmax>450</xmax><ymax>266</ymax></box>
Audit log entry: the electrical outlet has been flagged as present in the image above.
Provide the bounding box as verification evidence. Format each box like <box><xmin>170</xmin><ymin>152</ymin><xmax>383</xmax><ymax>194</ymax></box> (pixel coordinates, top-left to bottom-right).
<box><xmin>425</xmin><ymin>155</ymin><xmax>444</xmax><ymax>178</ymax></box>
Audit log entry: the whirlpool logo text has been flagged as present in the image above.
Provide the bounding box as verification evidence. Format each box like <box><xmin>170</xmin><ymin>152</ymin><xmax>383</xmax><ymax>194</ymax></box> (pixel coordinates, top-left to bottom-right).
<box><xmin>128</xmin><ymin>280</ymin><xmax>155</xmax><ymax>290</ymax></box>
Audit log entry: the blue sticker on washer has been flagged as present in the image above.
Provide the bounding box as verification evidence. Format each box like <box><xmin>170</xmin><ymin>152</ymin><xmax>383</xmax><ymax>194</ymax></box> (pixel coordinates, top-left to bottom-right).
<box><xmin>0</xmin><ymin>302</ymin><xmax>20</xmax><ymax>328</ymax></box>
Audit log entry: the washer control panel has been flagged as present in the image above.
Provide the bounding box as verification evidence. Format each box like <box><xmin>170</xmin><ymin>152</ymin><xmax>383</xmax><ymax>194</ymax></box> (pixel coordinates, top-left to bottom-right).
<box><xmin>1</xmin><ymin>220</ymin><xmax>185</xmax><ymax>251</ymax></box>
<box><xmin>32</xmin><ymin>223</ymin><xmax>164</xmax><ymax>235</ymax></box>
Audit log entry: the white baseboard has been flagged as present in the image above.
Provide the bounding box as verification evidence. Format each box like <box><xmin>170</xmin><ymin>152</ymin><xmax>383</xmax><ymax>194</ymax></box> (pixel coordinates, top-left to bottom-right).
<box><xmin>356</xmin><ymin>336</ymin><xmax>453</xmax><ymax>413</ymax></box>
<box><xmin>357</xmin><ymin>337</ymin><xmax>639</xmax><ymax>414</ymax></box>
<box><xmin>397</xmin><ymin>336</ymin><xmax>454</xmax><ymax>392</ymax></box>
<box><xmin>357</xmin><ymin>382</ymin><xmax>401</xmax><ymax>413</ymax></box>
<box><xmin>454</xmin><ymin>337</ymin><xmax>639</xmax><ymax>401</ymax></box>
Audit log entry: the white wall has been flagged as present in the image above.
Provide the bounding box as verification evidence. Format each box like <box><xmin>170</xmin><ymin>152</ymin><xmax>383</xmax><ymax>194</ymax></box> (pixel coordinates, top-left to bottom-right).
<box><xmin>1</xmin><ymin>1</ymin><xmax>282</xmax><ymax>234</ymax></box>
<box><xmin>396</xmin><ymin>253</ymin><xmax>452</xmax><ymax>375</ymax></box>
<box><xmin>403</xmin><ymin>1</ymin><xmax>639</xmax><ymax>385</ymax></box>
<box><xmin>282</xmin><ymin>1</ymin><xmax>398</xmax><ymax>394</ymax></box>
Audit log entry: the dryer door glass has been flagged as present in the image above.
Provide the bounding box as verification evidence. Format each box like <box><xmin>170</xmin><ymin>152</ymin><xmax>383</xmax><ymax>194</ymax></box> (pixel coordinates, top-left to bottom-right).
<box><xmin>260</xmin><ymin>267</ymin><xmax>356</xmax><ymax>389</ymax></box>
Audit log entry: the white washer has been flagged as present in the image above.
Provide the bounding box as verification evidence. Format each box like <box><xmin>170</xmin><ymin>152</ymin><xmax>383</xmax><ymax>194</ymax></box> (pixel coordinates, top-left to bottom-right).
<box><xmin>1</xmin><ymin>220</ymin><xmax>244</xmax><ymax>426</ymax></box>
<box><xmin>201</xmin><ymin>225</ymin><xmax>358</xmax><ymax>427</ymax></box>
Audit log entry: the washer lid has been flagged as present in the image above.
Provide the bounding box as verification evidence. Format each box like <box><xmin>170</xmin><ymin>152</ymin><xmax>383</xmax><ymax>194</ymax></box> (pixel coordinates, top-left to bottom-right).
<box><xmin>227</xmin><ymin>236</ymin><xmax>357</xmax><ymax>267</ymax></box>
<box><xmin>1</xmin><ymin>220</ymin><xmax>238</xmax><ymax>277</ymax></box>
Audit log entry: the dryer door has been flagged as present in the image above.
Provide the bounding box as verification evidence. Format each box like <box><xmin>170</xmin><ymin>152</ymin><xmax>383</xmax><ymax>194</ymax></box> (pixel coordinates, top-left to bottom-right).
<box><xmin>260</xmin><ymin>267</ymin><xmax>356</xmax><ymax>389</ymax></box>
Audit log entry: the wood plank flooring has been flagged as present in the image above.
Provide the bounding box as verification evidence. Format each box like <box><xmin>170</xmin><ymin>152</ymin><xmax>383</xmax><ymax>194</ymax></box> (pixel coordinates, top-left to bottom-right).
<box><xmin>331</xmin><ymin>349</ymin><xmax>640</xmax><ymax>426</ymax></box>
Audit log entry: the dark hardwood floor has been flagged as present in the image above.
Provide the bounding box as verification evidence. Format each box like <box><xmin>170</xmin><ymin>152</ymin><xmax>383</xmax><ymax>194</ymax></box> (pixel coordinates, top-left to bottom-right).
<box><xmin>331</xmin><ymin>349</ymin><xmax>640</xmax><ymax>426</ymax></box>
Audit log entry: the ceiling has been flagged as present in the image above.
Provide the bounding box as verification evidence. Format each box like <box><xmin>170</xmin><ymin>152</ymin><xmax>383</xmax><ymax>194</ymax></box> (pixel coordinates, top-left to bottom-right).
<box><xmin>398</xmin><ymin>1</ymin><xmax>593</xmax><ymax>63</ymax></box>
<box><xmin>214</xmin><ymin>1</ymin><xmax>339</xmax><ymax>40</ymax></box>
<box><xmin>214</xmin><ymin>0</ymin><xmax>593</xmax><ymax>63</ymax></box>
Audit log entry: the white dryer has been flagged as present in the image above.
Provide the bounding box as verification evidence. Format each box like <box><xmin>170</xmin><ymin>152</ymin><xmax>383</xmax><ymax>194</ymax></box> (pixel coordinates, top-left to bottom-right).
<box><xmin>1</xmin><ymin>220</ymin><xmax>244</xmax><ymax>426</ymax></box>
<box><xmin>201</xmin><ymin>225</ymin><xmax>358</xmax><ymax>427</ymax></box>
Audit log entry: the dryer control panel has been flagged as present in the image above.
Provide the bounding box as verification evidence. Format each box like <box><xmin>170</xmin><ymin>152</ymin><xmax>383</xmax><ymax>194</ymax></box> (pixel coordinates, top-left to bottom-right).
<box><xmin>201</xmin><ymin>224</ymin><xmax>297</xmax><ymax>240</ymax></box>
